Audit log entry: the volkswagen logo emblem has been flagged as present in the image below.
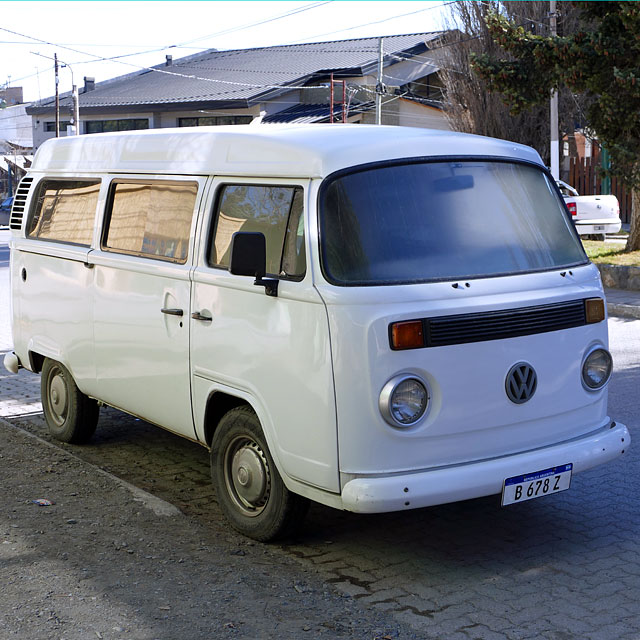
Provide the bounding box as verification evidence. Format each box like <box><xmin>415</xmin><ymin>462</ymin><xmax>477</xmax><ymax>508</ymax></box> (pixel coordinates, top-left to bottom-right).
<box><xmin>505</xmin><ymin>362</ymin><xmax>537</xmax><ymax>404</ymax></box>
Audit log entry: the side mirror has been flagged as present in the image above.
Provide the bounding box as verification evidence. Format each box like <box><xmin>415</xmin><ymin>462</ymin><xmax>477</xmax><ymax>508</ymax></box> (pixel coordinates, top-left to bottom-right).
<box><xmin>229</xmin><ymin>232</ymin><xmax>278</xmax><ymax>297</ymax></box>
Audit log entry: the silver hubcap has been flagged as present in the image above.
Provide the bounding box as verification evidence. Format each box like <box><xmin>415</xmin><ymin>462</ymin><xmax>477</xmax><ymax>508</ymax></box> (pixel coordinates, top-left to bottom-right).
<box><xmin>224</xmin><ymin>437</ymin><xmax>271</xmax><ymax>517</ymax></box>
<box><xmin>48</xmin><ymin>369</ymin><xmax>68</xmax><ymax>427</ymax></box>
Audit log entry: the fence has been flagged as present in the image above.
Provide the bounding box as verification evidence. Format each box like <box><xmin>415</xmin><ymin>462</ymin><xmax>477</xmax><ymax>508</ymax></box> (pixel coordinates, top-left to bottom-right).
<box><xmin>568</xmin><ymin>153</ymin><xmax>632</xmax><ymax>224</ymax></box>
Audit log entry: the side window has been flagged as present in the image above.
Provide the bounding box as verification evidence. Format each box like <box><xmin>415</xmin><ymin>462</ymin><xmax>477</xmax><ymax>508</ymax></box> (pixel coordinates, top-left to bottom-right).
<box><xmin>210</xmin><ymin>184</ymin><xmax>306</xmax><ymax>279</ymax></box>
<box><xmin>103</xmin><ymin>181</ymin><xmax>198</xmax><ymax>264</ymax></box>
<box><xmin>27</xmin><ymin>179</ymin><xmax>100</xmax><ymax>246</ymax></box>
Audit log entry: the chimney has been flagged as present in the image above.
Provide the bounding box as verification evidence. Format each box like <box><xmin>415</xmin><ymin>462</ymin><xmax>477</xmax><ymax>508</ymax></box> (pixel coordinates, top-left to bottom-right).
<box><xmin>166</xmin><ymin>55</ymin><xmax>173</xmax><ymax>67</ymax></box>
<box><xmin>83</xmin><ymin>77</ymin><xmax>95</xmax><ymax>93</ymax></box>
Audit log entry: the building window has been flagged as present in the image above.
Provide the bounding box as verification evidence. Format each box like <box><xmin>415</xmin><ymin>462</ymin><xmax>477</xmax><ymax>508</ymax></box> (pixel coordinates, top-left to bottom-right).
<box><xmin>178</xmin><ymin>116</ymin><xmax>253</xmax><ymax>127</ymax></box>
<box><xmin>44</xmin><ymin>122</ymin><xmax>71</xmax><ymax>132</ymax></box>
<box><xmin>28</xmin><ymin>179</ymin><xmax>101</xmax><ymax>246</ymax></box>
<box><xmin>103</xmin><ymin>181</ymin><xmax>198</xmax><ymax>263</ymax></box>
<box><xmin>85</xmin><ymin>118</ymin><xmax>149</xmax><ymax>134</ymax></box>
<box><xmin>210</xmin><ymin>184</ymin><xmax>305</xmax><ymax>279</ymax></box>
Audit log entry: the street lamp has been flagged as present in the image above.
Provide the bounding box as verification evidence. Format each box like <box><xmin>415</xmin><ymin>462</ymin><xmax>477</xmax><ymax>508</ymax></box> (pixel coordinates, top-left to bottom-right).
<box><xmin>59</xmin><ymin>61</ymin><xmax>80</xmax><ymax>137</ymax></box>
<box><xmin>31</xmin><ymin>52</ymin><xmax>80</xmax><ymax>136</ymax></box>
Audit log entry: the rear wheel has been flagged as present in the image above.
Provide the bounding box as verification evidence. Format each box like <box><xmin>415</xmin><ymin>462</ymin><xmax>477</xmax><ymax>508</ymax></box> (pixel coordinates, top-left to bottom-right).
<box><xmin>211</xmin><ymin>406</ymin><xmax>309</xmax><ymax>541</ymax></box>
<box><xmin>41</xmin><ymin>358</ymin><xmax>99</xmax><ymax>443</ymax></box>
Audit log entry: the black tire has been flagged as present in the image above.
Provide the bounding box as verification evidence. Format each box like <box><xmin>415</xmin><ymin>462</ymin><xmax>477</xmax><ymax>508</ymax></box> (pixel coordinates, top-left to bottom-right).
<box><xmin>41</xmin><ymin>358</ymin><xmax>99</xmax><ymax>444</ymax></box>
<box><xmin>211</xmin><ymin>406</ymin><xmax>309</xmax><ymax>542</ymax></box>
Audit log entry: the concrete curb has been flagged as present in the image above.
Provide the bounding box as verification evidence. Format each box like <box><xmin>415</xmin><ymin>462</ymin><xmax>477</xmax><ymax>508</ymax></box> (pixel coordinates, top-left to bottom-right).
<box><xmin>607</xmin><ymin>302</ymin><xmax>640</xmax><ymax>321</ymax></box>
<box><xmin>0</xmin><ymin>415</ymin><xmax>183</xmax><ymax>517</ymax></box>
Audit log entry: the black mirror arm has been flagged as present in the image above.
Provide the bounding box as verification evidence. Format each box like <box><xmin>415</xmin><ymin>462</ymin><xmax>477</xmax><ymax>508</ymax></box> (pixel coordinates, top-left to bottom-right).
<box><xmin>254</xmin><ymin>276</ymin><xmax>279</xmax><ymax>297</ymax></box>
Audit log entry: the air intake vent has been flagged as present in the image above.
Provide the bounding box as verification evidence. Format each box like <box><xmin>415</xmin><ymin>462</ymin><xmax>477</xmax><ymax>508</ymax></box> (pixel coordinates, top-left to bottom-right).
<box><xmin>425</xmin><ymin>300</ymin><xmax>588</xmax><ymax>347</ymax></box>
<box><xmin>389</xmin><ymin>300</ymin><xmax>589</xmax><ymax>350</ymax></box>
<box><xmin>9</xmin><ymin>176</ymin><xmax>34</xmax><ymax>230</ymax></box>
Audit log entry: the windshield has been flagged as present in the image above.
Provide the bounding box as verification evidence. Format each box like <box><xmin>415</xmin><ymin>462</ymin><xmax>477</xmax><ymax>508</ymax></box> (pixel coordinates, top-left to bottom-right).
<box><xmin>320</xmin><ymin>160</ymin><xmax>587</xmax><ymax>286</ymax></box>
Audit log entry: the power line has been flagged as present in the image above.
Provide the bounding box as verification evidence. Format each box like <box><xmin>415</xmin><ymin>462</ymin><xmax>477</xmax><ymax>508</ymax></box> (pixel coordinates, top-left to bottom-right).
<box><xmin>283</xmin><ymin>1</ymin><xmax>455</xmax><ymax>44</ymax></box>
<box><xmin>4</xmin><ymin>64</ymin><xmax>54</xmax><ymax>86</ymax></box>
<box><xmin>2</xmin><ymin>2</ymin><xmax>335</xmax><ymax>74</ymax></box>
<box><xmin>175</xmin><ymin>1</ymin><xmax>334</xmax><ymax>47</ymax></box>
<box><xmin>28</xmin><ymin>42</ymin><xmax>456</xmax><ymax>102</ymax></box>
<box><xmin>2</xmin><ymin>27</ymin><xmax>443</xmax><ymax>99</ymax></box>
<box><xmin>1</xmin><ymin>16</ymin><xmax>473</xmax><ymax>109</ymax></box>
<box><xmin>2</xmin><ymin>4</ymin><xmax>451</xmax><ymax>84</ymax></box>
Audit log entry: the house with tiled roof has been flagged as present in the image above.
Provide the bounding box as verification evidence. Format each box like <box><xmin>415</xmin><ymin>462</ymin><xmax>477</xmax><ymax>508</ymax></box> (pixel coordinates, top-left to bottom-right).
<box><xmin>27</xmin><ymin>32</ymin><xmax>451</xmax><ymax>148</ymax></box>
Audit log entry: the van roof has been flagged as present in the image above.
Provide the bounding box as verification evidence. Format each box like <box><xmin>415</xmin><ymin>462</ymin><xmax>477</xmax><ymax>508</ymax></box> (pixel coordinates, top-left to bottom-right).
<box><xmin>31</xmin><ymin>124</ymin><xmax>543</xmax><ymax>178</ymax></box>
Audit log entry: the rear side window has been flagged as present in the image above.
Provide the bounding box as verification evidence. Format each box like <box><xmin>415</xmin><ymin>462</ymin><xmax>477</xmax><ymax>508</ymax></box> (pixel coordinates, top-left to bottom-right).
<box><xmin>103</xmin><ymin>181</ymin><xmax>198</xmax><ymax>264</ymax></box>
<box><xmin>210</xmin><ymin>184</ymin><xmax>306</xmax><ymax>279</ymax></box>
<box><xmin>28</xmin><ymin>179</ymin><xmax>100</xmax><ymax>246</ymax></box>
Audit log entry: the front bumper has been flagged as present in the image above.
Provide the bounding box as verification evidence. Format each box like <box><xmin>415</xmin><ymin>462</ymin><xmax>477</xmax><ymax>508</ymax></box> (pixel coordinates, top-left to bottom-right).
<box><xmin>341</xmin><ymin>421</ymin><xmax>629</xmax><ymax>513</ymax></box>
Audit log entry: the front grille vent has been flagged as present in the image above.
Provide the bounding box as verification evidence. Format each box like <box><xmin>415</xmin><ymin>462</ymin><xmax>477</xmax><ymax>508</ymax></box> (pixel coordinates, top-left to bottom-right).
<box><xmin>424</xmin><ymin>299</ymin><xmax>587</xmax><ymax>347</ymax></box>
<box><xmin>9</xmin><ymin>176</ymin><xmax>34</xmax><ymax>230</ymax></box>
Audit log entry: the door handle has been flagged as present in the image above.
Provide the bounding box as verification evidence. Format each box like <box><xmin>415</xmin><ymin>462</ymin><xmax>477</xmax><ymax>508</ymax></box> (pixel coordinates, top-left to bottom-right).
<box><xmin>161</xmin><ymin>308</ymin><xmax>184</xmax><ymax>317</ymax></box>
<box><xmin>191</xmin><ymin>311</ymin><xmax>212</xmax><ymax>322</ymax></box>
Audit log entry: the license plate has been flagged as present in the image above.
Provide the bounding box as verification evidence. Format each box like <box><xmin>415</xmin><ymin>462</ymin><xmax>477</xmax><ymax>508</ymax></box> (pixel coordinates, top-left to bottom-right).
<box><xmin>502</xmin><ymin>464</ymin><xmax>572</xmax><ymax>506</ymax></box>
<box><xmin>593</xmin><ymin>225</ymin><xmax>605</xmax><ymax>231</ymax></box>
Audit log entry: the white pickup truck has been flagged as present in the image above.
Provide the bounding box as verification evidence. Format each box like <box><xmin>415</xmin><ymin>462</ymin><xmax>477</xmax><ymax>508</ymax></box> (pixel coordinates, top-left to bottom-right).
<box><xmin>557</xmin><ymin>180</ymin><xmax>622</xmax><ymax>239</ymax></box>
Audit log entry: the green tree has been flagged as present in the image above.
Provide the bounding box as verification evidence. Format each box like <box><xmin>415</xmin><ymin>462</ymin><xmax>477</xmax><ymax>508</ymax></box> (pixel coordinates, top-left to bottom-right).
<box><xmin>472</xmin><ymin>1</ymin><xmax>640</xmax><ymax>250</ymax></box>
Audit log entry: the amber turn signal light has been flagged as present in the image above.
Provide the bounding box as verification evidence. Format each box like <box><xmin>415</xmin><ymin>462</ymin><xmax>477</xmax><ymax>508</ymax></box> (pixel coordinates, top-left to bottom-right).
<box><xmin>390</xmin><ymin>320</ymin><xmax>425</xmax><ymax>350</ymax></box>
<box><xmin>585</xmin><ymin>298</ymin><xmax>605</xmax><ymax>324</ymax></box>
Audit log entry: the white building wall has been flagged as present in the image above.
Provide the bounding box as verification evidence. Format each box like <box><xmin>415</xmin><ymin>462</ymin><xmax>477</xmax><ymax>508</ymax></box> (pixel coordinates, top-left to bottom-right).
<box><xmin>0</xmin><ymin>104</ymin><xmax>33</xmax><ymax>149</ymax></box>
<box><xmin>397</xmin><ymin>99</ymin><xmax>450</xmax><ymax>130</ymax></box>
<box><xmin>259</xmin><ymin>90</ymin><xmax>301</xmax><ymax>116</ymax></box>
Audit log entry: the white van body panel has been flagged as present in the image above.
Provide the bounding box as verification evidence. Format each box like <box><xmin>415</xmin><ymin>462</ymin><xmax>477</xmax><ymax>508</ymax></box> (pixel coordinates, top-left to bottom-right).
<box><xmin>28</xmin><ymin>124</ymin><xmax>542</xmax><ymax>179</ymax></box>
<box><xmin>86</xmin><ymin>174</ymin><xmax>206</xmax><ymax>438</ymax></box>
<box><xmin>6</xmin><ymin>125</ymin><xmax>628</xmax><ymax>526</ymax></box>
<box><xmin>10</xmin><ymin>240</ymin><xmax>96</xmax><ymax>389</ymax></box>
<box><xmin>90</xmin><ymin>250</ymin><xmax>195</xmax><ymax>437</ymax></box>
<box><xmin>317</xmin><ymin>265</ymin><xmax>609</xmax><ymax>476</ymax></box>
<box><xmin>190</xmin><ymin>177</ymin><xmax>339</xmax><ymax>492</ymax></box>
<box><xmin>191</xmin><ymin>273</ymin><xmax>338</xmax><ymax>490</ymax></box>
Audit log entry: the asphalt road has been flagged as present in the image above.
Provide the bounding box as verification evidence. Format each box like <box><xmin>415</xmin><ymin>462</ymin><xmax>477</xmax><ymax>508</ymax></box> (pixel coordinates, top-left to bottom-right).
<box><xmin>1</xmin><ymin>228</ymin><xmax>639</xmax><ymax>639</ymax></box>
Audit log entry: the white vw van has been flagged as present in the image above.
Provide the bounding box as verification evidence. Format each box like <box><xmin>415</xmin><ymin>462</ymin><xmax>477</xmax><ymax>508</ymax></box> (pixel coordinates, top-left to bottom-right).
<box><xmin>4</xmin><ymin>125</ymin><xmax>629</xmax><ymax>541</ymax></box>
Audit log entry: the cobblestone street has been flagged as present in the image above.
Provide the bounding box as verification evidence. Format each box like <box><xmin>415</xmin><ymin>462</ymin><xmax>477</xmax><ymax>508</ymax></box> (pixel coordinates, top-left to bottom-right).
<box><xmin>1</xmin><ymin>315</ymin><xmax>638</xmax><ymax>640</ymax></box>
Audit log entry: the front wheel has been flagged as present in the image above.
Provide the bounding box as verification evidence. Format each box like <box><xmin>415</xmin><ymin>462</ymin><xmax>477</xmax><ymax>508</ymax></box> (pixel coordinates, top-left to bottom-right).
<box><xmin>41</xmin><ymin>358</ymin><xmax>99</xmax><ymax>444</ymax></box>
<box><xmin>211</xmin><ymin>406</ymin><xmax>309</xmax><ymax>541</ymax></box>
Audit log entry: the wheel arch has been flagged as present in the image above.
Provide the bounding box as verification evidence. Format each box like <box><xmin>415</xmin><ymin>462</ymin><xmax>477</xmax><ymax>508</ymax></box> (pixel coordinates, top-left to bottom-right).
<box><xmin>201</xmin><ymin>389</ymin><xmax>290</xmax><ymax>487</ymax></box>
<box><xmin>203</xmin><ymin>391</ymin><xmax>251</xmax><ymax>448</ymax></box>
<box><xmin>29</xmin><ymin>350</ymin><xmax>46</xmax><ymax>373</ymax></box>
<box><xmin>27</xmin><ymin>335</ymin><xmax>67</xmax><ymax>374</ymax></box>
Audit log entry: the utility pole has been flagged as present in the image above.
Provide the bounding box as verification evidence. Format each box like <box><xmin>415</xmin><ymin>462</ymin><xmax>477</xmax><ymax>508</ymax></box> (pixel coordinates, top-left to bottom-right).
<box><xmin>54</xmin><ymin>53</ymin><xmax>60</xmax><ymax>138</ymax></box>
<box><xmin>330</xmin><ymin>73</ymin><xmax>334</xmax><ymax>123</ymax></box>
<box><xmin>375</xmin><ymin>37</ymin><xmax>383</xmax><ymax>125</ymax></box>
<box><xmin>549</xmin><ymin>1</ymin><xmax>559</xmax><ymax>179</ymax></box>
<box><xmin>72</xmin><ymin>83</ymin><xmax>79</xmax><ymax>135</ymax></box>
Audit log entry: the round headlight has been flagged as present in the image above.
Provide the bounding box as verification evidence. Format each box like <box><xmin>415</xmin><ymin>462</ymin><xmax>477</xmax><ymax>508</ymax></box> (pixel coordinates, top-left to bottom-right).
<box><xmin>582</xmin><ymin>348</ymin><xmax>612</xmax><ymax>390</ymax></box>
<box><xmin>380</xmin><ymin>375</ymin><xmax>429</xmax><ymax>428</ymax></box>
